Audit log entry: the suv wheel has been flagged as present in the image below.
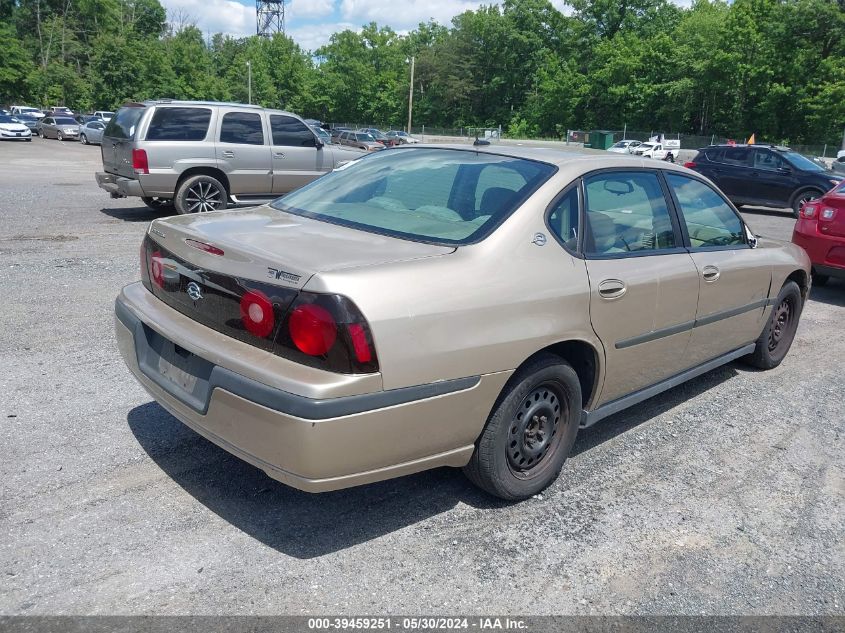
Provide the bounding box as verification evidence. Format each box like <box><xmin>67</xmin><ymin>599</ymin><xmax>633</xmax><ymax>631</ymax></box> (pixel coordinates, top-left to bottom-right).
<box><xmin>174</xmin><ymin>175</ymin><xmax>227</xmax><ymax>214</ymax></box>
<box><xmin>463</xmin><ymin>353</ymin><xmax>582</xmax><ymax>500</ymax></box>
<box><xmin>791</xmin><ymin>189</ymin><xmax>822</xmax><ymax>219</ymax></box>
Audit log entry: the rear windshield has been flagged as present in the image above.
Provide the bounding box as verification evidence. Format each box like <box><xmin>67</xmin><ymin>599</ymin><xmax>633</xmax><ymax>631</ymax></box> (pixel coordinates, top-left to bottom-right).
<box><xmin>105</xmin><ymin>106</ymin><xmax>145</xmax><ymax>140</ymax></box>
<box><xmin>54</xmin><ymin>117</ymin><xmax>76</xmax><ymax>125</ymax></box>
<box><xmin>270</xmin><ymin>148</ymin><xmax>556</xmax><ymax>245</ymax></box>
<box><xmin>146</xmin><ymin>107</ymin><xmax>211</xmax><ymax>141</ymax></box>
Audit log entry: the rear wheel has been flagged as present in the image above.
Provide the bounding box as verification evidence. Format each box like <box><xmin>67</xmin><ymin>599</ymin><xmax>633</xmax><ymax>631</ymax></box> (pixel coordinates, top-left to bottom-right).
<box><xmin>80</xmin><ymin>134</ymin><xmax>88</xmax><ymax>145</ymax></box>
<box><xmin>463</xmin><ymin>353</ymin><xmax>581</xmax><ymax>500</ymax></box>
<box><xmin>174</xmin><ymin>175</ymin><xmax>227</xmax><ymax>214</ymax></box>
<box><xmin>664</xmin><ymin>153</ymin><xmax>675</xmax><ymax>163</ymax></box>
<box><xmin>743</xmin><ymin>281</ymin><xmax>803</xmax><ymax>369</ymax></box>
<box><xmin>791</xmin><ymin>189</ymin><xmax>822</xmax><ymax>219</ymax></box>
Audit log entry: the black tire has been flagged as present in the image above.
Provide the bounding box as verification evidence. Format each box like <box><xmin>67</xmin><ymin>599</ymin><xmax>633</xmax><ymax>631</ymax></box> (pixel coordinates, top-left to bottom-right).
<box><xmin>57</xmin><ymin>130</ymin><xmax>63</xmax><ymax>141</ymax></box>
<box><xmin>37</xmin><ymin>129</ymin><xmax>43</xmax><ymax>138</ymax></box>
<box><xmin>463</xmin><ymin>353</ymin><xmax>582</xmax><ymax>500</ymax></box>
<box><xmin>141</xmin><ymin>196</ymin><xmax>174</xmax><ymax>212</ymax></box>
<box><xmin>812</xmin><ymin>271</ymin><xmax>829</xmax><ymax>287</ymax></box>
<box><xmin>791</xmin><ymin>189</ymin><xmax>822</xmax><ymax>219</ymax></box>
<box><xmin>80</xmin><ymin>134</ymin><xmax>87</xmax><ymax>145</ymax></box>
<box><xmin>743</xmin><ymin>281</ymin><xmax>803</xmax><ymax>369</ymax></box>
<box><xmin>664</xmin><ymin>153</ymin><xmax>675</xmax><ymax>163</ymax></box>
<box><xmin>173</xmin><ymin>175</ymin><xmax>227</xmax><ymax>214</ymax></box>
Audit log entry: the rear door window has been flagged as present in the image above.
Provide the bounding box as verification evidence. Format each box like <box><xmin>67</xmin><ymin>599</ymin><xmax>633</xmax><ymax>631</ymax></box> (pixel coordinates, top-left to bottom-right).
<box><xmin>753</xmin><ymin>150</ymin><xmax>785</xmax><ymax>170</ymax></box>
<box><xmin>220</xmin><ymin>112</ymin><xmax>264</xmax><ymax>145</ymax></box>
<box><xmin>720</xmin><ymin>148</ymin><xmax>751</xmax><ymax>167</ymax></box>
<box><xmin>583</xmin><ymin>171</ymin><xmax>677</xmax><ymax>255</ymax></box>
<box><xmin>146</xmin><ymin>107</ymin><xmax>211</xmax><ymax>141</ymax></box>
<box><xmin>269</xmin><ymin>115</ymin><xmax>315</xmax><ymax>147</ymax></box>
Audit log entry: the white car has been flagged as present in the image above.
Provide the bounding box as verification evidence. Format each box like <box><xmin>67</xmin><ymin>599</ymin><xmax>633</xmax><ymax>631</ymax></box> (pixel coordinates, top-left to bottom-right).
<box><xmin>93</xmin><ymin>110</ymin><xmax>115</xmax><ymax>122</ymax></box>
<box><xmin>10</xmin><ymin>106</ymin><xmax>45</xmax><ymax>119</ymax></box>
<box><xmin>631</xmin><ymin>141</ymin><xmax>680</xmax><ymax>162</ymax></box>
<box><xmin>607</xmin><ymin>140</ymin><xmax>642</xmax><ymax>154</ymax></box>
<box><xmin>0</xmin><ymin>115</ymin><xmax>33</xmax><ymax>141</ymax></box>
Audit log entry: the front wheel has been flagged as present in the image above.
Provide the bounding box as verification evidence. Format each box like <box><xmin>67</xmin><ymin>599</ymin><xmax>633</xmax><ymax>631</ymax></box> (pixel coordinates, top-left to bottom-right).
<box><xmin>791</xmin><ymin>189</ymin><xmax>822</xmax><ymax>219</ymax></box>
<box><xmin>664</xmin><ymin>153</ymin><xmax>675</xmax><ymax>163</ymax></box>
<box><xmin>743</xmin><ymin>280</ymin><xmax>803</xmax><ymax>369</ymax></box>
<box><xmin>57</xmin><ymin>131</ymin><xmax>64</xmax><ymax>141</ymax></box>
<box><xmin>174</xmin><ymin>175</ymin><xmax>227</xmax><ymax>214</ymax></box>
<box><xmin>463</xmin><ymin>353</ymin><xmax>582</xmax><ymax>500</ymax></box>
<box><xmin>80</xmin><ymin>134</ymin><xmax>87</xmax><ymax>145</ymax></box>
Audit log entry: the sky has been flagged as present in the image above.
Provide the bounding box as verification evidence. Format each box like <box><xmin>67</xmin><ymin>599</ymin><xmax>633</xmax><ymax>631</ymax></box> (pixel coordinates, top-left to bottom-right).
<box><xmin>159</xmin><ymin>0</ymin><xmax>571</xmax><ymax>51</ymax></box>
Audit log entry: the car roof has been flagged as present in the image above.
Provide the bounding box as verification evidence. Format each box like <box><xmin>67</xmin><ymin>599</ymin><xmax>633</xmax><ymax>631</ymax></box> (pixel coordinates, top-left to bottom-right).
<box><xmin>397</xmin><ymin>143</ymin><xmax>695</xmax><ymax>176</ymax></box>
<box><xmin>702</xmin><ymin>143</ymin><xmax>792</xmax><ymax>152</ymax></box>
<box><xmin>126</xmin><ymin>99</ymin><xmax>301</xmax><ymax>118</ymax></box>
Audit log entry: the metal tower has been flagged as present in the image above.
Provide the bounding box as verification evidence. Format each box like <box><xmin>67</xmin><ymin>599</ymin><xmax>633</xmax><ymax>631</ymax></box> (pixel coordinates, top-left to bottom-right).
<box><xmin>256</xmin><ymin>0</ymin><xmax>287</xmax><ymax>37</ymax></box>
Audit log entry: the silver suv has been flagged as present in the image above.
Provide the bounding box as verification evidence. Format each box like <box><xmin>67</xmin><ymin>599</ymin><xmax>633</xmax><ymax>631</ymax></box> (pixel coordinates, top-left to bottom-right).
<box><xmin>95</xmin><ymin>100</ymin><xmax>365</xmax><ymax>214</ymax></box>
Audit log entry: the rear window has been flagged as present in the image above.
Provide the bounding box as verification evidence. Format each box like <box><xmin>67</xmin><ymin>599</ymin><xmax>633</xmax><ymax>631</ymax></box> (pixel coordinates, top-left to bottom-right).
<box><xmin>721</xmin><ymin>148</ymin><xmax>751</xmax><ymax>166</ymax></box>
<box><xmin>54</xmin><ymin>118</ymin><xmax>76</xmax><ymax>125</ymax></box>
<box><xmin>146</xmin><ymin>107</ymin><xmax>211</xmax><ymax>141</ymax></box>
<box><xmin>105</xmin><ymin>106</ymin><xmax>145</xmax><ymax>140</ymax></box>
<box><xmin>270</xmin><ymin>148</ymin><xmax>556</xmax><ymax>245</ymax></box>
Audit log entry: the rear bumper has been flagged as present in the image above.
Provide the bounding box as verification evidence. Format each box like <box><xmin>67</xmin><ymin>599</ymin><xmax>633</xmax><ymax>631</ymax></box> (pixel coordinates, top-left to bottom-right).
<box><xmin>95</xmin><ymin>171</ymin><xmax>145</xmax><ymax>198</ymax></box>
<box><xmin>115</xmin><ymin>283</ymin><xmax>510</xmax><ymax>492</ymax></box>
<box><xmin>792</xmin><ymin>224</ymin><xmax>845</xmax><ymax>276</ymax></box>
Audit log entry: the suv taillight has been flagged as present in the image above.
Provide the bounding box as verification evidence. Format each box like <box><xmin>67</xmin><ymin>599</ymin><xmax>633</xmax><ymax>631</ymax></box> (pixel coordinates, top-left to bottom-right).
<box><xmin>683</xmin><ymin>161</ymin><xmax>696</xmax><ymax>168</ymax></box>
<box><xmin>132</xmin><ymin>149</ymin><xmax>149</xmax><ymax>174</ymax></box>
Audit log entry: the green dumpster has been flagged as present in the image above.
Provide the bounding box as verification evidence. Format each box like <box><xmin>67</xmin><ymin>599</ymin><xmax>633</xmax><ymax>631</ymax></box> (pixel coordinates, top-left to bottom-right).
<box><xmin>584</xmin><ymin>130</ymin><xmax>615</xmax><ymax>150</ymax></box>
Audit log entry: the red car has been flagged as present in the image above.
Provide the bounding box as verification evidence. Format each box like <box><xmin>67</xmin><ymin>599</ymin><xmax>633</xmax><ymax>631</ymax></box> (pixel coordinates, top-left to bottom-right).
<box><xmin>792</xmin><ymin>182</ymin><xmax>845</xmax><ymax>285</ymax></box>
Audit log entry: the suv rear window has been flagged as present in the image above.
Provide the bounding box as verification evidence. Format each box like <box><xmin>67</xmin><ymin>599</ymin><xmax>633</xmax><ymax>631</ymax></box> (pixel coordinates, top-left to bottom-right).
<box><xmin>146</xmin><ymin>107</ymin><xmax>211</xmax><ymax>141</ymax></box>
<box><xmin>105</xmin><ymin>107</ymin><xmax>145</xmax><ymax>140</ymax></box>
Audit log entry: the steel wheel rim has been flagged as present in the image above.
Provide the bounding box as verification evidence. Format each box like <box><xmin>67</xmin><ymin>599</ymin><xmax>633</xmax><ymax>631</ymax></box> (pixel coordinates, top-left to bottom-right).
<box><xmin>768</xmin><ymin>298</ymin><xmax>793</xmax><ymax>352</ymax></box>
<box><xmin>507</xmin><ymin>382</ymin><xmax>566</xmax><ymax>478</ymax></box>
<box><xmin>185</xmin><ymin>182</ymin><xmax>223</xmax><ymax>213</ymax></box>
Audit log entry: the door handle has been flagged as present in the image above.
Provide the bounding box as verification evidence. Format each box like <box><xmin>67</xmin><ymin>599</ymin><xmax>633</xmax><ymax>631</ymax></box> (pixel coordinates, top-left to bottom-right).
<box><xmin>274</xmin><ymin>152</ymin><xmax>286</xmax><ymax>159</ymax></box>
<box><xmin>702</xmin><ymin>265</ymin><xmax>720</xmax><ymax>282</ymax></box>
<box><xmin>222</xmin><ymin>150</ymin><xmax>235</xmax><ymax>158</ymax></box>
<box><xmin>598</xmin><ymin>279</ymin><xmax>626</xmax><ymax>299</ymax></box>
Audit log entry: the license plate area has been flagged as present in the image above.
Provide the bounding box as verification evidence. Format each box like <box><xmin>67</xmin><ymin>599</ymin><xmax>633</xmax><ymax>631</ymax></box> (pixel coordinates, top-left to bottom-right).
<box><xmin>137</xmin><ymin>323</ymin><xmax>214</xmax><ymax>412</ymax></box>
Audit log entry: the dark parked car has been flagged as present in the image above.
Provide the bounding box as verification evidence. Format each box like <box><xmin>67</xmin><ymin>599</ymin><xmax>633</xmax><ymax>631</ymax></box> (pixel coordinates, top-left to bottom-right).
<box><xmin>685</xmin><ymin>144</ymin><xmax>843</xmax><ymax>217</ymax></box>
<box><xmin>359</xmin><ymin>128</ymin><xmax>397</xmax><ymax>147</ymax></box>
<box><xmin>12</xmin><ymin>113</ymin><xmax>40</xmax><ymax>132</ymax></box>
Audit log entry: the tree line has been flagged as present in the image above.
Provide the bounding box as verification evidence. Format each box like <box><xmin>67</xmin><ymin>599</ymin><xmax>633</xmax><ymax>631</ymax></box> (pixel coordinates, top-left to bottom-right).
<box><xmin>1</xmin><ymin>0</ymin><xmax>843</xmax><ymax>145</ymax></box>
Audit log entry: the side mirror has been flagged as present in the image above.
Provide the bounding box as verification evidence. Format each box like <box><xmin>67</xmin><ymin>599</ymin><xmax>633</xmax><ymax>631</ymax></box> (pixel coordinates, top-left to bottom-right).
<box><xmin>745</xmin><ymin>225</ymin><xmax>758</xmax><ymax>248</ymax></box>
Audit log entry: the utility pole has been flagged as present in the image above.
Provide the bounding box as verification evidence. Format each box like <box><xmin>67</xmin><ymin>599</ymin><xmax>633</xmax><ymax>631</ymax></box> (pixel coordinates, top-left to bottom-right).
<box><xmin>407</xmin><ymin>56</ymin><xmax>415</xmax><ymax>134</ymax></box>
<box><xmin>247</xmin><ymin>61</ymin><xmax>252</xmax><ymax>104</ymax></box>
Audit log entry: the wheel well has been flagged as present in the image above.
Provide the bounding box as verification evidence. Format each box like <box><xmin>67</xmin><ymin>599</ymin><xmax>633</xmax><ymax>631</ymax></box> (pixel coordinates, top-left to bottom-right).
<box><xmin>790</xmin><ymin>186</ymin><xmax>824</xmax><ymax>206</ymax></box>
<box><xmin>175</xmin><ymin>167</ymin><xmax>230</xmax><ymax>198</ymax></box>
<box><xmin>786</xmin><ymin>269</ymin><xmax>809</xmax><ymax>301</ymax></box>
<box><xmin>528</xmin><ymin>340</ymin><xmax>599</xmax><ymax>408</ymax></box>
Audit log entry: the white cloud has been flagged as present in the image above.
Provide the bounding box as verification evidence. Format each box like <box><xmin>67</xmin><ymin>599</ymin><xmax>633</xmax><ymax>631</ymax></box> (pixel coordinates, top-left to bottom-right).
<box><xmin>339</xmin><ymin>0</ymin><xmax>483</xmax><ymax>30</ymax></box>
<box><xmin>289</xmin><ymin>0</ymin><xmax>337</xmax><ymax>20</ymax></box>
<box><xmin>162</xmin><ymin>0</ymin><xmax>254</xmax><ymax>37</ymax></box>
<box><xmin>287</xmin><ymin>22</ymin><xmax>359</xmax><ymax>51</ymax></box>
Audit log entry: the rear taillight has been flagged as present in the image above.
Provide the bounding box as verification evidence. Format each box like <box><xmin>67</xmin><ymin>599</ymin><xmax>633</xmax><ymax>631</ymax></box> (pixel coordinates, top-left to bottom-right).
<box><xmin>683</xmin><ymin>161</ymin><xmax>696</xmax><ymax>168</ymax></box>
<box><xmin>240</xmin><ymin>290</ymin><xmax>275</xmax><ymax>338</ymax></box>
<box><xmin>276</xmin><ymin>292</ymin><xmax>378</xmax><ymax>374</ymax></box>
<box><xmin>801</xmin><ymin>203</ymin><xmax>817</xmax><ymax>219</ymax></box>
<box><xmin>132</xmin><ymin>149</ymin><xmax>149</xmax><ymax>174</ymax></box>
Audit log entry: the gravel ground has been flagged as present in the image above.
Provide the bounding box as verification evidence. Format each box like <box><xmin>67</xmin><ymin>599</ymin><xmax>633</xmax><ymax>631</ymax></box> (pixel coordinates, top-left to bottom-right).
<box><xmin>1</xmin><ymin>138</ymin><xmax>843</xmax><ymax>616</ymax></box>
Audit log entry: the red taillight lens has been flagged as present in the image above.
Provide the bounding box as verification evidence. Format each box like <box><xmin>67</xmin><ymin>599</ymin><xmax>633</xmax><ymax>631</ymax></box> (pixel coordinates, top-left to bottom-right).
<box><xmin>150</xmin><ymin>250</ymin><xmax>164</xmax><ymax>288</ymax></box>
<box><xmin>240</xmin><ymin>290</ymin><xmax>275</xmax><ymax>338</ymax></box>
<box><xmin>347</xmin><ymin>323</ymin><xmax>372</xmax><ymax>363</ymax></box>
<box><xmin>289</xmin><ymin>303</ymin><xmax>337</xmax><ymax>356</ymax></box>
<box><xmin>684</xmin><ymin>161</ymin><xmax>696</xmax><ymax>168</ymax></box>
<box><xmin>185</xmin><ymin>238</ymin><xmax>224</xmax><ymax>256</ymax></box>
<box><xmin>132</xmin><ymin>148</ymin><xmax>149</xmax><ymax>174</ymax></box>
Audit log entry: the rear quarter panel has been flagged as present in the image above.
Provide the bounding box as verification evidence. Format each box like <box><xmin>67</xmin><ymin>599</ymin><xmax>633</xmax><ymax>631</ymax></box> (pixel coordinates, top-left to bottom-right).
<box><xmin>303</xmin><ymin>176</ymin><xmax>601</xmax><ymax>394</ymax></box>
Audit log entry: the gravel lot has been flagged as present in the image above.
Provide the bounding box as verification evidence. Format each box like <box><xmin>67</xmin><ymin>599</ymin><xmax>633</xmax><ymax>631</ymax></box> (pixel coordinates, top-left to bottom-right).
<box><xmin>1</xmin><ymin>138</ymin><xmax>843</xmax><ymax>616</ymax></box>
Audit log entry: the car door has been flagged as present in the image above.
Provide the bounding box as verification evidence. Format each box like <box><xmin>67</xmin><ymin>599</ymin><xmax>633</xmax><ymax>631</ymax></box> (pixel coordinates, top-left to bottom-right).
<box><xmin>582</xmin><ymin>170</ymin><xmax>701</xmax><ymax>406</ymax></box>
<box><xmin>751</xmin><ymin>148</ymin><xmax>798</xmax><ymax>205</ymax></box>
<box><xmin>89</xmin><ymin>121</ymin><xmax>106</xmax><ymax>143</ymax></box>
<box><xmin>664</xmin><ymin>172</ymin><xmax>772</xmax><ymax>366</ymax></box>
<box><xmin>215</xmin><ymin>108</ymin><xmax>272</xmax><ymax>195</ymax></box>
<box><xmin>269</xmin><ymin>114</ymin><xmax>329</xmax><ymax>194</ymax></box>
<box><xmin>41</xmin><ymin>117</ymin><xmax>53</xmax><ymax>137</ymax></box>
<box><xmin>711</xmin><ymin>146</ymin><xmax>753</xmax><ymax>201</ymax></box>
